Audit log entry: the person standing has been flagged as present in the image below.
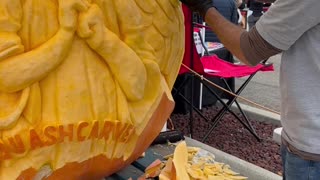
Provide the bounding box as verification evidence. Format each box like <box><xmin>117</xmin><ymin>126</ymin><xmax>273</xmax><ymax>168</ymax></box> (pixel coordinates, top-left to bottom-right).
<box><xmin>180</xmin><ymin>0</ymin><xmax>320</xmax><ymax>179</ymax></box>
<box><xmin>247</xmin><ymin>0</ymin><xmax>264</xmax><ymax>29</ymax></box>
<box><xmin>247</xmin><ymin>0</ymin><xmax>275</xmax><ymax>29</ymax></box>
<box><xmin>205</xmin><ymin>0</ymin><xmax>239</xmax><ymax>42</ymax></box>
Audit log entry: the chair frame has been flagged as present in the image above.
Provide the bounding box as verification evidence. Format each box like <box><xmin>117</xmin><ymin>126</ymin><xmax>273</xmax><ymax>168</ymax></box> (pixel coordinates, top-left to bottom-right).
<box><xmin>173</xmin><ymin>14</ymin><xmax>273</xmax><ymax>142</ymax></box>
<box><xmin>195</xmin><ymin>28</ymin><xmax>268</xmax><ymax>142</ymax></box>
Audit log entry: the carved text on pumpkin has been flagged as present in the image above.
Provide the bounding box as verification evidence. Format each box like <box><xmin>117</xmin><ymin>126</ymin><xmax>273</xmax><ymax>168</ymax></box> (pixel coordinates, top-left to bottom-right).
<box><xmin>0</xmin><ymin>120</ymin><xmax>135</xmax><ymax>161</ymax></box>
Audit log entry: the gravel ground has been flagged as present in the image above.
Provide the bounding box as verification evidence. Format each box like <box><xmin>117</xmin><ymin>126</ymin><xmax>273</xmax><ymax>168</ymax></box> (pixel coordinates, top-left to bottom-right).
<box><xmin>170</xmin><ymin>105</ymin><xmax>283</xmax><ymax>176</ymax></box>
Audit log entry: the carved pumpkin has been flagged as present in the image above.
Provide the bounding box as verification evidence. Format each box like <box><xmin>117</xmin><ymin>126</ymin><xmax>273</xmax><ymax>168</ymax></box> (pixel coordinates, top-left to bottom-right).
<box><xmin>0</xmin><ymin>0</ymin><xmax>184</xmax><ymax>179</ymax></box>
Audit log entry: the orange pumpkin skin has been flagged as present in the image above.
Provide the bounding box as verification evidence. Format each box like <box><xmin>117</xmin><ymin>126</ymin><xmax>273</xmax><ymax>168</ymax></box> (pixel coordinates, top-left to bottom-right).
<box><xmin>17</xmin><ymin>94</ymin><xmax>174</xmax><ymax>180</ymax></box>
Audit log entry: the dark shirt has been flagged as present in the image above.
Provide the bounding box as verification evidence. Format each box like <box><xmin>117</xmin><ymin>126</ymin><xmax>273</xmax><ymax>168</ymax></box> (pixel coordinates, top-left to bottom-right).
<box><xmin>205</xmin><ymin>0</ymin><xmax>238</xmax><ymax>42</ymax></box>
<box><xmin>248</xmin><ymin>0</ymin><xmax>264</xmax><ymax>11</ymax></box>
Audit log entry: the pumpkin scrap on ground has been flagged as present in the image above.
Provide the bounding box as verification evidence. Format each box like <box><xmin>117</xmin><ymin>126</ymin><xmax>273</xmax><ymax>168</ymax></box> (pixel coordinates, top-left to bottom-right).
<box><xmin>157</xmin><ymin>141</ymin><xmax>248</xmax><ymax>180</ymax></box>
<box><xmin>144</xmin><ymin>159</ymin><xmax>165</xmax><ymax>178</ymax></box>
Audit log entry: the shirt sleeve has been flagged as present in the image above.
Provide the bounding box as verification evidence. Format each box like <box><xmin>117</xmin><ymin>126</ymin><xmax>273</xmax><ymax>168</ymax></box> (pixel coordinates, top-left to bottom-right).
<box><xmin>240</xmin><ymin>26</ymin><xmax>281</xmax><ymax>65</ymax></box>
<box><xmin>255</xmin><ymin>0</ymin><xmax>320</xmax><ymax>50</ymax></box>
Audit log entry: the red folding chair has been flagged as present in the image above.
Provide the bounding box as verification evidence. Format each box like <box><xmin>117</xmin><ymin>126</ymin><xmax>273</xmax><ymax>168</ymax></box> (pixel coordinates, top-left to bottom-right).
<box><xmin>198</xmin><ymin>55</ymin><xmax>273</xmax><ymax>142</ymax></box>
<box><xmin>173</xmin><ymin>6</ymin><xmax>274</xmax><ymax>142</ymax></box>
<box><xmin>172</xmin><ymin>5</ymin><xmax>204</xmax><ymax>137</ymax></box>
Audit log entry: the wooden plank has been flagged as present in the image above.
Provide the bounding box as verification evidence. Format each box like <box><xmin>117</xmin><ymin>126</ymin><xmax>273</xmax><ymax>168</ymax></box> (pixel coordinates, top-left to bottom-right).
<box><xmin>148</xmin><ymin>144</ymin><xmax>176</xmax><ymax>157</ymax></box>
<box><xmin>104</xmin><ymin>176</ymin><xmax>118</xmax><ymax>180</ymax></box>
<box><xmin>106</xmin><ymin>165</ymin><xmax>144</xmax><ymax>180</ymax></box>
<box><xmin>105</xmin><ymin>144</ymin><xmax>176</xmax><ymax>179</ymax></box>
<box><xmin>132</xmin><ymin>148</ymin><xmax>163</xmax><ymax>171</ymax></box>
<box><xmin>132</xmin><ymin>144</ymin><xmax>175</xmax><ymax>171</ymax></box>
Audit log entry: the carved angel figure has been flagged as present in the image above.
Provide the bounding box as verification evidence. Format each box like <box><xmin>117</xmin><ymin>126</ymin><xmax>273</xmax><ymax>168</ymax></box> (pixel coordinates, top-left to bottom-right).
<box><xmin>0</xmin><ymin>0</ymin><xmax>184</xmax><ymax>179</ymax></box>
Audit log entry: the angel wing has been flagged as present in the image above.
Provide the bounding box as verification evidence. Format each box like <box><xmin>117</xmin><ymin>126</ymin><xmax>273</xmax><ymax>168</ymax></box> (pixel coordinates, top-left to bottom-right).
<box><xmin>134</xmin><ymin>0</ymin><xmax>185</xmax><ymax>90</ymax></box>
<box><xmin>101</xmin><ymin>0</ymin><xmax>185</xmax><ymax>89</ymax></box>
<box><xmin>95</xmin><ymin>0</ymin><xmax>184</xmax><ymax>132</ymax></box>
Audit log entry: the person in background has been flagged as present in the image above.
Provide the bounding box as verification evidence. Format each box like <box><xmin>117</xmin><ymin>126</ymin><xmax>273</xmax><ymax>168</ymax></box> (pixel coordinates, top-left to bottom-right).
<box><xmin>205</xmin><ymin>0</ymin><xmax>238</xmax><ymax>42</ymax></box>
<box><xmin>180</xmin><ymin>0</ymin><xmax>320</xmax><ymax>179</ymax></box>
<box><xmin>235</xmin><ymin>0</ymin><xmax>243</xmax><ymax>8</ymax></box>
<box><xmin>237</xmin><ymin>0</ymin><xmax>246</xmax><ymax>9</ymax></box>
<box><xmin>247</xmin><ymin>0</ymin><xmax>275</xmax><ymax>29</ymax></box>
<box><xmin>247</xmin><ymin>0</ymin><xmax>264</xmax><ymax>29</ymax></box>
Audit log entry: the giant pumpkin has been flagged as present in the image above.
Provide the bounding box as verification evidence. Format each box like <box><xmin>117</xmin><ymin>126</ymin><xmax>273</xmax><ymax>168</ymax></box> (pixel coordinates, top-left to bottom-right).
<box><xmin>0</xmin><ymin>0</ymin><xmax>185</xmax><ymax>179</ymax></box>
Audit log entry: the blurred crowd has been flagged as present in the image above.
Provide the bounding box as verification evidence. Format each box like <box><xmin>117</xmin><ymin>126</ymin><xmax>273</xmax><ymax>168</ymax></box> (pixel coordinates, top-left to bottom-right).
<box><xmin>239</xmin><ymin>0</ymin><xmax>275</xmax><ymax>29</ymax></box>
<box><xmin>204</xmin><ymin>0</ymin><xmax>275</xmax><ymax>43</ymax></box>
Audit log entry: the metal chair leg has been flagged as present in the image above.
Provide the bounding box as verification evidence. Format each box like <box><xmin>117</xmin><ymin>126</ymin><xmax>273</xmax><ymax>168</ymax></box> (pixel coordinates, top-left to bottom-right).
<box><xmin>200</xmin><ymin>74</ymin><xmax>261</xmax><ymax>142</ymax></box>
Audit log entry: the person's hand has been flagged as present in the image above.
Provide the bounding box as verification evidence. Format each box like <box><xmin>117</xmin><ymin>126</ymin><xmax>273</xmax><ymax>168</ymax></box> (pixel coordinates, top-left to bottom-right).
<box><xmin>180</xmin><ymin>0</ymin><xmax>215</xmax><ymax>17</ymax></box>
<box><xmin>58</xmin><ymin>0</ymin><xmax>90</xmax><ymax>32</ymax></box>
<box><xmin>77</xmin><ymin>4</ymin><xmax>106</xmax><ymax>49</ymax></box>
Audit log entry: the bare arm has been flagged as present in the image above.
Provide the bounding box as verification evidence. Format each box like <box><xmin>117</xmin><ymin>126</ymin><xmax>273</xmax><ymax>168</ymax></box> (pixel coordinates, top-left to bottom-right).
<box><xmin>204</xmin><ymin>7</ymin><xmax>281</xmax><ymax>65</ymax></box>
<box><xmin>181</xmin><ymin>0</ymin><xmax>283</xmax><ymax>66</ymax></box>
<box><xmin>204</xmin><ymin>7</ymin><xmax>252</xmax><ymax>65</ymax></box>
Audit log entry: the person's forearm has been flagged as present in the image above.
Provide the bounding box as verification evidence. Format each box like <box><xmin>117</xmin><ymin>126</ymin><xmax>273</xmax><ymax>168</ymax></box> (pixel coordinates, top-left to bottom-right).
<box><xmin>204</xmin><ymin>7</ymin><xmax>251</xmax><ymax>65</ymax></box>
